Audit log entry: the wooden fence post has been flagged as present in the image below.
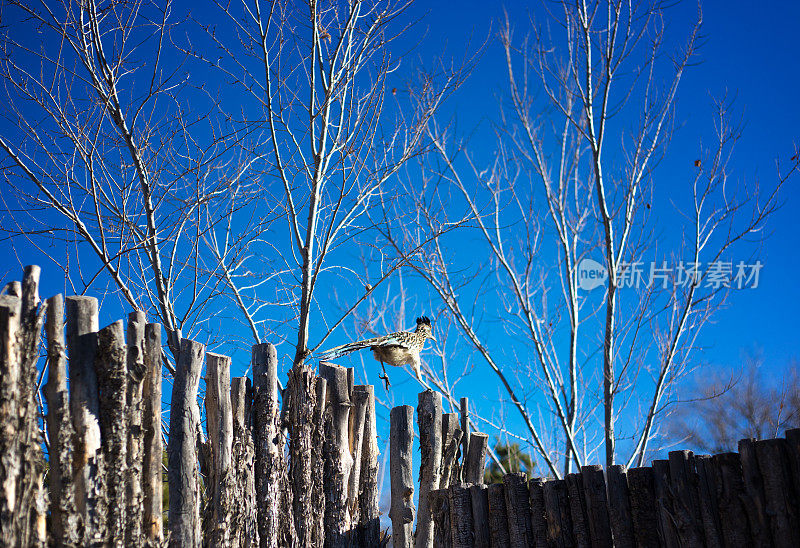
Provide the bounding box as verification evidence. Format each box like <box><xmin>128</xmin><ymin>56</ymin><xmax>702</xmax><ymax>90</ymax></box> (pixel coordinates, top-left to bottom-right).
<box><xmin>754</xmin><ymin>439</ymin><xmax>800</xmax><ymax>546</ymax></box>
<box><xmin>711</xmin><ymin>453</ymin><xmax>749</xmax><ymax>548</ymax></box>
<box><xmin>390</xmin><ymin>405</ymin><xmax>415</xmax><ymax>548</ymax></box>
<box><xmin>348</xmin><ymin>385</ymin><xmax>369</xmax><ymax>529</ymax></box>
<box><xmin>470</xmin><ymin>484</ymin><xmax>490</xmax><ymax>548</ymax></box>
<box><xmin>581</xmin><ymin>465</ymin><xmax>612</xmax><ymax>548</ymax></box>
<box><xmin>463</xmin><ymin>432</ymin><xmax>489</xmax><ymax>485</ymax></box>
<box><xmin>44</xmin><ymin>294</ymin><xmax>80</xmax><ymax>546</ymax></box>
<box><xmin>65</xmin><ymin>295</ymin><xmax>105</xmax><ymax>544</ymax></box>
<box><xmin>488</xmin><ymin>483</ymin><xmax>511</xmax><ymax>547</ymax></box>
<box><xmin>253</xmin><ymin>343</ymin><xmax>290</xmax><ymax>547</ymax></box>
<box><xmin>606</xmin><ymin>465</ymin><xmax>635</xmax><ymax>548</ymax></box>
<box><xmin>416</xmin><ymin>390</ymin><xmax>443</xmax><ymax>548</ymax></box>
<box><xmin>125</xmin><ymin>311</ymin><xmax>146</xmax><ymax>546</ymax></box>
<box><xmin>440</xmin><ymin>413</ymin><xmax>461</xmax><ymax>487</ymax></box>
<box><xmin>355</xmin><ymin>384</ymin><xmax>380</xmax><ymax>546</ymax></box>
<box><xmin>504</xmin><ymin>472</ymin><xmax>533</xmax><ymax>546</ymax></box>
<box><xmin>694</xmin><ymin>455</ymin><xmax>723</xmax><ymax>548</ymax></box>
<box><xmin>430</xmin><ymin>489</ymin><xmax>451</xmax><ymax>548</ymax></box>
<box><xmin>565</xmin><ymin>473</ymin><xmax>590</xmax><ymax>548</ymax></box>
<box><xmin>528</xmin><ymin>477</ymin><xmax>548</xmax><ymax>548</ymax></box>
<box><xmin>543</xmin><ymin>479</ymin><xmax>573</xmax><ymax>548</ymax></box>
<box><xmin>627</xmin><ymin>466</ymin><xmax>660</xmax><ymax>548</ymax></box>
<box><xmin>287</xmin><ymin>364</ymin><xmax>316</xmax><ymax>546</ymax></box>
<box><xmin>738</xmin><ymin>438</ymin><xmax>771</xmax><ymax>546</ymax></box>
<box><xmin>167</xmin><ymin>338</ymin><xmax>204</xmax><ymax>547</ymax></box>
<box><xmin>312</xmin><ymin>377</ymin><xmax>327</xmax><ymax>545</ymax></box>
<box><xmin>460</xmin><ymin>397</ymin><xmax>470</xmax><ymax>472</ymax></box>
<box><xmin>96</xmin><ymin>320</ymin><xmax>129</xmax><ymax>546</ymax></box>
<box><xmin>231</xmin><ymin>377</ymin><xmax>258</xmax><ymax>547</ymax></box>
<box><xmin>449</xmin><ymin>483</ymin><xmax>474</xmax><ymax>548</ymax></box>
<box><xmin>668</xmin><ymin>450</ymin><xmax>704</xmax><ymax>547</ymax></box>
<box><xmin>320</xmin><ymin>363</ymin><xmax>353</xmax><ymax>547</ymax></box>
<box><xmin>653</xmin><ymin>459</ymin><xmax>678</xmax><ymax>548</ymax></box>
<box><xmin>141</xmin><ymin>323</ymin><xmax>163</xmax><ymax>545</ymax></box>
<box><xmin>206</xmin><ymin>353</ymin><xmax>234</xmax><ymax>546</ymax></box>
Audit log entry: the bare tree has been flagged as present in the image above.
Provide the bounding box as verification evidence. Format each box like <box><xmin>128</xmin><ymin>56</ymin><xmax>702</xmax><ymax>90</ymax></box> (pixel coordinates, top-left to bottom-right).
<box><xmin>379</xmin><ymin>0</ymin><xmax>798</xmax><ymax>475</ymax></box>
<box><xmin>667</xmin><ymin>356</ymin><xmax>800</xmax><ymax>454</ymax></box>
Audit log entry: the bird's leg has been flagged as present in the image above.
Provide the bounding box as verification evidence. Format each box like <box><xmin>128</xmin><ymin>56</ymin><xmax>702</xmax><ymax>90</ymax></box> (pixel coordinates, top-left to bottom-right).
<box><xmin>379</xmin><ymin>361</ymin><xmax>391</xmax><ymax>390</ymax></box>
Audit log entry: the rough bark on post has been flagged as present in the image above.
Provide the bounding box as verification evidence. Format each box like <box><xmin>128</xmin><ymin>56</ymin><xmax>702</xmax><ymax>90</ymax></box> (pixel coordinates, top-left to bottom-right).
<box><xmin>96</xmin><ymin>320</ymin><xmax>128</xmax><ymax>546</ymax></box>
<box><xmin>430</xmin><ymin>489</ymin><xmax>451</xmax><ymax>548</ymax></box>
<box><xmin>581</xmin><ymin>464</ymin><xmax>612</xmax><ymax>548</ymax></box>
<box><xmin>565</xmin><ymin>473</ymin><xmax>590</xmax><ymax>548</ymax></box>
<box><xmin>440</xmin><ymin>413</ymin><xmax>458</xmax><ymax>486</ymax></box>
<box><xmin>449</xmin><ymin>483</ymin><xmax>474</xmax><ymax>548</ymax></box>
<box><xmin>319</xmin><ymin>363</ymin><xmax>353</xmax><ymax>547</ymax></box>
<box><xmin>355</xmin><ymin>384</ymin><xmax>380</xmax><ymax>547</ymax></box>
<box><xmin>627</xmin><ymin>467</ymin><xmax>659</xmax><ymax>548</ymax></box>
<box><xmin>652</xmin><ymin>459</ymin><xmax>679</xmax><ymax>548</ymax></box>
<box><xmin>463</xmin><ymin>432</ymin><xmax>489</xmax><ymax>485</ymax></box>
<box><xmin>503</xmin><ymin>473</ymin><xmax>533</xmax><ymax>547</ymax></box>
<box><xmin>141</xmin><ymin>323</ymin><xmax>163</xmax><ymax>545</ymax></box>
<box><xmin>231</xmin><ymin>377</ymin><xmax>258</xmax><ymax>547</ymax></box>
<box><xmin>754</xmin><ymin>438</ymin><xmax>800</xmax><ymax>547</ymax></box>
<box><xmin>253</xmin><ymin>343</ymin><xmax>290</xmax><ymax>547</ymax></box>
<box><xmin>348</xmin><ymin>383</ymin><xmax>369</xmax><ymax>527</ymax></box>
<box><xmin>543</xmin><ymin>479</ymin><xmax>573</xmax><ymax>548</ymax></box>
<box><xmin>167</xmin><ymin>338</ymin><xmax>204</xmax><ymax>548</ymax></box>
<box><xmin>287</xmin><ymin>363</ymin><xmax>316</xmax><ymax>547</ymax></box>
<box><xmin>44</xmin><ymin>294</ymin><xmax>80</xmax><ymax>546</ymax></box>
<box><xmin>738</xmin><ymin>438</ymin><xmax>771</xmax><ymax>546</ymax></box>
<box><xmin>694</xmin><ymin>455</ymin><xmax>723</xmax><ymax>548</ymax></box>
<box><xmin>416</xmin><ymin>390</ymin><xmax>443</xmax><ymax>548</ymax></box>
<box><xmin>606</xmin><ymin>465</ymin><xmax>635</xmax><ymax>548</ymax></box>
<box><xmin>0</xmin><ymin>293</ymin><xmax>22</xmax><ymax>547</ymax></box>
<box><xmin>668</xmin><ymin>450</ymin><xmax>704</xmax><ymax>547</ymax></box>
<box><xmin>65</xmin><ymin>295</ymin><xmax>105</xmax><ymax>543</ymax></box>
<box><xmin>441</xmin><ymin>430</ymin><xmax>464</xmax><ymax>488</ymax></box>
<box><xmin>460</xmin><ymin>397</ymin><xmax>470</xmax><ymax>474</ymax></box>
<box><xmin>470</xmin><ymin>484</ymin><xmax>490</xmax><ymax>548</ymax></box>
<box><xmin>488</xmin><ymin>483</ymin><xmax>511</xmax><ymax>548</ymax></box>
<box><xmin>390</xmin><ymin>405</ymin><xmax>415</xmax><ymax>548</ymax></box>
<box><xmin>711</xmin><ymin>453</ymin><xmax>750</xmax><ymax>548</ymax></box>
<box><xmin>125</xmin><ymin>311</ymin><xmax>146</xmax><ymax>547</ymax></box>
<box><xmin>528</xmin><ymin>478</ymin><xmax>548</xmax><ymax>548</ymax></box>
<box><xmin>311</xmin><ymin>376</ymin><xmax>327</xmax><ymax>545</ymax></box>
<box><xmin>206</xmin><ymin>353</ymin><xmax>235</xmax><ymax>547</ymax></box>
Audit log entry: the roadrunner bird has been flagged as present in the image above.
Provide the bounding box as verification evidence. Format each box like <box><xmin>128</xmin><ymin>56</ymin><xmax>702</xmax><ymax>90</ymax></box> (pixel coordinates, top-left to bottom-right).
<box><xmin>318</xmin><ymin>317</ymin><xmax>435</xmax><ymax>389</ymax></box>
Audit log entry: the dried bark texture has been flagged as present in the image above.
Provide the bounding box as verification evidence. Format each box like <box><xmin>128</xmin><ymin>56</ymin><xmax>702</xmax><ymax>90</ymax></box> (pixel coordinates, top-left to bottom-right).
<box><xmin>543</xmin><ymin>479</ymin><xmax>573</xmax><ymax>548</ymax></box>
<box><xmin>487</xmin><ymin>483</ymin><xmax>511</xmax><ymax>548</ymax></box>
<box><xmin>320</xmin><ymin>363</ymin><xmax>353</xmax><ymax>547</ymax></box>
<box><xmin>711</xmin><ymin>453</ymin><xmax>749</xmax><ymax>548</ymax></box>
<box><xmin>463</xmin><ymin>432</ymin><xmax>488</xmax><ymax>485</ymax></box>
<box><xmin>440</xmin><ymin>413</ymin><xmax>458</xmax><ymax>486</ymax></box>
<box><xmin>287</xmin><ymin>364</ymin><xmax>316</xmax><ymax>547</ymax></box>
<box><xmin>430</xmin><ymin>489</ymin><xmax>451</xmax><ymax>548</ymax></box>
<box><xmin>0</xmin><ymin>267</ymin><xmax>47</xmax><ymax>547</ymax></box>
<box><xmin>527</xmin><ymin>478</ymin><xmax>548</xmax><ymax>548</ymax></box>
<box><xmin>606</xmin><ymin>465</ymin><xmax>635</xmax><ymax>548</ymax></box>
<box><xmin>253</xmin><ymin>343</ymin><xmax>291</xmax><ymax>547</ymax></box>
<box><xmin>125</xmin><ymin>311</ymin><xmax>146</xmax><ymax>547</ymax></box>
<box><xmin>65</xmin><ymin>295</ymin><xmax>105</xmax><ymax>543</ymax></box>
<box><xmin>627</xmin><ymin>467</ymin><xmax>659</xmax><ymax>548</ymax></box>
<box><xmin>694</xmin><ymin>455</ymin><xmax>723</xmax><ymax>548</ymax></box>
<box><xmin>354</xmin><ymin>385</ymin><xmax>380</xmax><ymax>547</ymax></box>
<box><xmin>96</xmin><ymin>320</ymin><xmax>129</xmax><ymax>546</ymax></box>
<box><xmin>416</xmin><ymin>390</ymin><xmax>442</xmax><ymax>548</ymax></box>
<box><xmin>390</xmin><ymin>405</ymin><xmax>415</xmax><ymax>548</ymax></box>
<box><xmin>738</xmin><ymin>438</ymin><xmax>771</xmax><ymax>546</ymax></box>
<box><xmin>469</xmin><ymin>484</ymin><xmax>490</xmax><ymax>548</ymax></box>
<box><xmin>348</xmin><ymin>385</ymin><xmax>368</xmax><ymax>528</ymax></box>
<box><xmin>581</xmin><ymin>464</ymin><xmax>612</xmax><ymax>548</ymax></box>
<box><xmin>44</xmin><ymin>294</ymin><xmax>81</xmax><ymax>546</ymax></box>
<box><xmin>231</xmin><ymin>377</ymin><xmax>258</xmax><ymax>547</ymax></box>
<box><xmin>441</xmin><ymin>429</ymin><xmax>463</xmax><ymax>488</ymax></box>
<box><xmin>754</xmin><ymin>438</ymin><xmax>800</xmax><ymax>547</ymax></box>
<box><xmin>565</xmin><ymin>473</ymin><xmax>590</xmax><ymax>548</ymax></box>
<box><xmin>167</xmin><ymin>338</ymin><xmax>204</xmax><ymax>548</ymax></box>
<box><xmin>667</xmin><ymin>450</ymin><xmax>703</xmax><ymax>547</ymax></box>
<box><xmin>503</xmin><ymin>473</ymin><xmax>533</xmax><ymax>547</ymax></box>
<box><xmin>449</xmin><ymin>483</ymin><xmax>474</xmax><ymax>548</ymax></box>
<box><xmin>312</xmin><ymin>377</ymin><xmax>327</xmax><ymax>545</ymax></box>
<box><xmin>205</xmin><ymin>353</ymin><xmax>235</xmax><ymax>547</ymax></box>
<box><xmin>141</xmin><ymin>323</ymin><xmax>163</xmax><ymax>546</ymax></box>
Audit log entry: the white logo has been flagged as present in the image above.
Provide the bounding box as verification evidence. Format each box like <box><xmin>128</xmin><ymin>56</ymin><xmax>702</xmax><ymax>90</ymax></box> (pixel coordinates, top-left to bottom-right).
<box><xmin>578</xmin><ymin>258</ymin><xmax>607</xmax><ymax>291</ymax></box>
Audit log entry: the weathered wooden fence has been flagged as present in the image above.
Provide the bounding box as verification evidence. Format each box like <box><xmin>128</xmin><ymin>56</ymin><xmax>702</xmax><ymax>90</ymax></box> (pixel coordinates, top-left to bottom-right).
<box><xmin>1</xmin><ymin>266</ymin><xmax>799</xmax><ymax>547</ymax></box>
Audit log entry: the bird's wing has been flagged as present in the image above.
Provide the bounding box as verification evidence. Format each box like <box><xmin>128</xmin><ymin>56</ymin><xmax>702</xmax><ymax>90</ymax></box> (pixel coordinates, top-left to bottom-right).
<box><xmin>317</xmin><ymin>331</ymin><xmax>413</xmax><ymax>360</ymax></box>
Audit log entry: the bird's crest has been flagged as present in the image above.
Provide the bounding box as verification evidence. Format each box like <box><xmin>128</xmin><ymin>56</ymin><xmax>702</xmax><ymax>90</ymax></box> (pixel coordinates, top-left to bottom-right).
<box><xmin>416</xmin><ymin>316</ymin><xmax>431</xmax><ymax>327</ymax></box>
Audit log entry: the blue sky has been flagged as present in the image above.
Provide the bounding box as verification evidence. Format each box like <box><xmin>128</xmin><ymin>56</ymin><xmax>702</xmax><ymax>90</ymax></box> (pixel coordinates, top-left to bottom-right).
<box><xmin>1</xmin><ymin>0</ymin><xmax>798</xmax><ymax>475</ymax></box>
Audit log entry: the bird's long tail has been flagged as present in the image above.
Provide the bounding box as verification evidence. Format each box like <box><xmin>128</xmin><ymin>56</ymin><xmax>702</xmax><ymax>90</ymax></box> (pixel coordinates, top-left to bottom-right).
<box><xmin>317</xmin><ymin>336</ymin><xmax>383</xmax><ymax>361</ymax></box>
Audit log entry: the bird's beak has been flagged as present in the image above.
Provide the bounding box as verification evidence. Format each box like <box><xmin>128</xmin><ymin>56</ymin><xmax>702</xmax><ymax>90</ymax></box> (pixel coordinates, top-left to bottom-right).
<box><xmin>429</xmin><ymin>335</ymin><xmax>437</xmax><ymax>343</ymax></box>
